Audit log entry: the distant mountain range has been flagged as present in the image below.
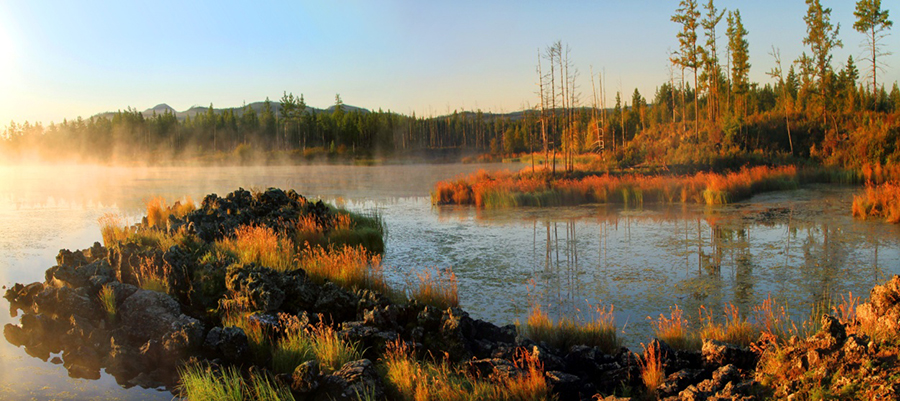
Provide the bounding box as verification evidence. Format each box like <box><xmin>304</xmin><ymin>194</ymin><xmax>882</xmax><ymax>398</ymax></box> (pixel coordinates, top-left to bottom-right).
<box><xmin>93</xmin><ymin>101</ymin><xmax>370</xmax><ymax>121</ymax></box>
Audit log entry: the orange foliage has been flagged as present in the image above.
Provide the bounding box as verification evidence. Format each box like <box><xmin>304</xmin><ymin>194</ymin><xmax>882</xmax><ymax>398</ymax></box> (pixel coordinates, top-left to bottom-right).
<box><xmin>432</xmin><ymin>165</ymin><xmax>798</xmax><ymax>208</ymax></box>
<box><xmin>852</xmin><ymin>182</ymin><xmax>900</xmax><ymax>223</ymax></box>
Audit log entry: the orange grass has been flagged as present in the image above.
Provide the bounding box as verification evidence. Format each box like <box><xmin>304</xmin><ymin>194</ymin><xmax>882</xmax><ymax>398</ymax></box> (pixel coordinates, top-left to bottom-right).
<box><xmin>852</xmin><ymin>182</ymin><xmax>900</xmax><ymax>223</ymax></box>
<box><xmin>409</xmin><ymin>268</ymin><xmax>459</xmax><ymax>309</ymax></box>
<box><xmin>382</xmin><ymin>340</ymin><xmax>553</xmax><ymax>401</ymax></box>
<box><xmin>98</xmin><ymin>212</ymin><xmax>130</xmax><ymax>247</ymax></box>
<box><xmin>432</xmin><ymin>166</ymin><xmax>800</xmax><ymax>208</ymax></box>
<box><xmin>699</xmin><ymin>304</ymin><xmax>758</xmax><ymax>346</ymax></box>
<box><xmin>639</xmin><ymin>342</ymin><xmax>666</xmax><ymax>394</ymax></box>
<box><xmin>216</xmin><ymin>225</ymin><xmax>296</xmax><ymax>271</ymax></box>
<box><xmin>650</xmin><ymin>305</ymin><xmax>700</xmax><ymax>350</ymax></box>
<box><xmin>136</xmin><ymin>256</ymin><xmax>171</xmax><ymax>293</ymax></box>
<box><xmin>146</xmin><ymin>196</ymin><xmax>196</xmax><ymax>228</ymax></box>
<box><xmin>520</xmin><ymin>303</ymin><xmax>619</xmax><ymax>354</ymax></box>
<box><xmin>299</xmin><ymin>245</ymin><xmax>388</xmax><ymax>294</ymax></box>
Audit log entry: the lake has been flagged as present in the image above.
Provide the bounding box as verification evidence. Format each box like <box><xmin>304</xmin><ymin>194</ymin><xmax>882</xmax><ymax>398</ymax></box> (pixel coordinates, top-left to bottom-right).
<box><xmin>1</xmin><ymin>163</ymin><xmax>898</xmax><ymax>399</ymax></box>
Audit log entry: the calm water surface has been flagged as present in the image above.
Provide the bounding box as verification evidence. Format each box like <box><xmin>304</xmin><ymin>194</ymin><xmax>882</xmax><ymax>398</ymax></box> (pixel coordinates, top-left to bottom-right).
<box><xmin>1</xmin><ymin>164</ymin><xmax>898</xmax><ymax>399</ymax></box>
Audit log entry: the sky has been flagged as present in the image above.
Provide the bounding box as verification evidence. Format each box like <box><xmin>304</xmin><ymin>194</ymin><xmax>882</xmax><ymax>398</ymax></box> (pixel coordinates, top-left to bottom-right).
<box><xmin>0</xmin><ymin>0</ymin><xmax>898</xmax><ymax>129</ymax></box>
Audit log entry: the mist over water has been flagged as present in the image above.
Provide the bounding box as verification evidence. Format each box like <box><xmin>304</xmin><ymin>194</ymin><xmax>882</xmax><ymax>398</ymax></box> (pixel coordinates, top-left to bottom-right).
<box><xmin>0</xmin><ymin>163</ymin><xmax>898</xmax><ymax>399</ymax></box>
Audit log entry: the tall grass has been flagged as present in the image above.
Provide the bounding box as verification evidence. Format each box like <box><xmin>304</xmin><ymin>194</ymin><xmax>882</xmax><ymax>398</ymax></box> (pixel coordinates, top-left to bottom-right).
<box><xmin>520</xmin><ymin>303</ymin><xmax>619</xmax><ymax>354</ymax></box>
<box><xmin>699</xmin><ymin>304</ymin><xmax>758</xmax><ymax>346</ymax></box>
<box><xmin>177</xmin><ymin>364</ymin><xmax>294</xmax><ymax>401</ymax></box>
<box><xmin>272</xmin><ymin>321</ymin><xmax>362</xmax><ymax>374</ymax></box>
<box><xmin>299</xmin><ymin>245</ymin><xmax>389</xmax><ymax>294</ymax></box>
<box><xmin>650</xmin><ymin>305</ymin><xmax>699</xmax><ymax>350</ymax></box>
<box><xmin>146</xmin><ymin>196</ymin><xmax>195</xmax><ymax>228</ymax></box>
<box><xmin>409</xmin><ymin>268</ymin><xmax>459</xmax><ymax>309</ymax></box>
<box><xmin>98</xmin><ymin>284</ymin><xmax>116</xmax><ymax>322</ymax></box>
<box><xmin>135</xmin><ymin>256</ymin><xmax>170</xmax><ymax>294</ymax></box>
<box><xmin>852</xmin><ymin>182</ymin><xmax>900</xmax><ymax>223</ymax></box>
<box><xmin>98</xmin><ymin>212</ymin><xmax>129</xmax><ymax>247</ymax></box>
<box><xmin>216</xmin><ymin>225</ymin><xmax>296</xmax><ymax>271</ymax></box>
<box><xmin>639</xmin><ymin>342</ymin><xmax>666</xmax><ymax>394</ymax></box>
<box><xmin>382</xmin><ymin>340</ymin><xmax>552</xmax><ymax>401</ymax></box>
<box><xmin>178</xmin><ymin>365</ymin><xmax>246</xmax><ymax>401</ymax></box>
<box><xmin>433</xmin><ymin>165</ymin><xmax>804</xmax><ymax>208</ymax></box>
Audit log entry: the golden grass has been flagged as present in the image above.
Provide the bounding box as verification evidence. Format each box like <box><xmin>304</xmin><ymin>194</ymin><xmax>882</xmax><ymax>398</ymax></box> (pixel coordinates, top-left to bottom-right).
<box><xmin>639</xmin><ymin>341</ymin><xmax>666</xmax><ymax>394</ymax></box>
<box><xmin>299</xmin><ymin>245</ymin><xmax>388</xmax><ymax>294</ymax></box>
<box><xmin>135</xmin><ymin>256</ymin><xmax>170</xmax><ymax>294</ymax></box>
<box><xmin>432</xmin><ymin>165</ymin><xmax>800</xmax><ymax>208</ymax></box>
<box><xmin>852</xmin><ymin>182</ymin><xmax>900</xmax><ymax>223</ymax></box>
<box><xmin>98</xmin><ymin>284</ymin><xmax>116</xmax><ymax>322</ymax></box>
<box><xmin>146</xmin><ymin>196</ymin><xmax>196</xmax><ymax>228</ymax></box>
<box><xmin>98</xmin><ymin>212</ymin><xmax>129</xmax><ymax>247</ymax></box>
<box><xmin>409</xmin><ymin>268</ymin><xmax>459</xmax><ymax>309</ymax></box>
<box><xmin>307</xmin><ymin>322</ymin><xmax>362</xmax><ymax>374</ymax></box>
<box><xmin>699</xmin><ymin>304</ymin><xmax>758</xmax><ymax>347</ymax></box>
<box><xmin>382</xmin><ymin>340</ymin><xmax>553</xmax><ymax>401</ymax></box>
<box><xmin>216</xmin><ymin>225</ymin><xmax>296</xmax><ymax>271</ymax></box>
<box><xmin>520</xmin><ymin>303</ymin><xmax>619</xmax><ymax>354</ymax></box>
<box><xmin>177</xmin><ymin>364</ymin><xmax>294</xmax><ymax>401</ymax></box>
<box><xmin>651</xmin><ymin>305</ymin><xmax>700</xmax><ymax>350</ymax></box>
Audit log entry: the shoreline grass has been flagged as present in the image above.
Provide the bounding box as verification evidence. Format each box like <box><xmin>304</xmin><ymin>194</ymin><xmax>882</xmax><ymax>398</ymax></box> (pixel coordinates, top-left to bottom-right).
<box><xmin>520</xmin><ymin>303</ymin><xmax>619</xmax><ymax>355</ymax></box>
<box><xmin>432</xmin><ymin>165</ymin><xmax>856</xmax><ymax>208</ymax></box>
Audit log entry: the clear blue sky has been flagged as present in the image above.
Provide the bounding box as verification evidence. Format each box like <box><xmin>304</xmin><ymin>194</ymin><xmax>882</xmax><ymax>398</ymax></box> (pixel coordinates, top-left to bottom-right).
<box><xmin>0</xmin><ymin>0</ymin><xmax>897</xmax><ymax>128</ymax></box>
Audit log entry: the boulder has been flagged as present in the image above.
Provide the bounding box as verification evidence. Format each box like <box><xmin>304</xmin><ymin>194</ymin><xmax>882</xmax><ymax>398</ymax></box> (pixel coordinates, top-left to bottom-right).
<box><xmin>315</xmin><ymin>359</ymin><xmax>384</xmax><ymax>401</ymax></box>
<box><xmin>203</xmin><ymin>326</ymin><xmax>250</xmax><ymax>362</ymax></box>
<box><xmin>702</xmin><ymin>339</ymin><xmax>755</xmax><ymax>369</ymax></box>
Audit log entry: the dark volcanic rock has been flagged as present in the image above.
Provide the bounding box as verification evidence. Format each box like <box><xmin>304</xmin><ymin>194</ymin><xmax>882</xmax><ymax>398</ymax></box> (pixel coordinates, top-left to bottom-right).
<box><xmin>204</xmin><ymin>326</ymin><xmax>250</xmax><ymax>362</ymax></box>
<box><xmin>315</xmin><ymin>359</ymin><xmax>384</xmax><ymax>401</ymax></box>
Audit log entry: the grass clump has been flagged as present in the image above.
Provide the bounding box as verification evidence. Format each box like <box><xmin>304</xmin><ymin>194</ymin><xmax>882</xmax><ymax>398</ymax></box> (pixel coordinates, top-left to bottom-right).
<box><xmin>650</xmin><ymin>305</ymin><xmax>700</xmax><ymax>350</ymax></box>
<box><xmin>382</xmin><ymin>341</ymin><xmax>553</xmax><ymax>401</ymax></box>
<box><xmin>852</xmin><ymin>182</ymin><xmax>900</xmax><ymax>223</ymax></box>
<box><xmin>146</xmin><ymin>196</ymin><xmax>195</xmax><ymax>228</ymax></box>
<box><xmin>222</xmin><ymin>306</ymin><xmax>272</xmax><ymax>364</ymax></box>
<box><xmin>177</xmin><ymin>364</ymin><xmax>294</xmax><ymax>401</ymax></box>
<box><xmin>409</xmin><ymin>268</ymin><xmax>459</xmax><ymax>309</ymax></box>
<box><xmin>135</xmin><ymin>256</ymin><xmax>170</xmax><ymax>294</ymax></box>
<box><xmin>217</xmin><ymin>225</ymin><xmax>296</xmax><ymax>272</ymax></box>
<box><xmin>98</xmin><ymin>284</ymin><xmax>116</xmax><ymax>322</ymax></box>
<box><xmin>639</xmin><ymin>341</ymin><xmax>666</xmax><ymax>395</ymax></box>
<box><xmin>272</xmin><ymin>321</ymin><xmax>361</xmax><ymax>374</ymax></box>
<box><xmin>520</xmin><ymin>303</ymin><xmax>619</xmax><ymax>355</ymax></box>
<box><xmin>98</xmin><ymin>213</ymin><xmax>129</xmax><ymax>248</ymax></box>
<box><xmin>699</xmin><ymin>304</ymin><xmax>758</xmax><ymax>346</ymax></box>
<box><xmin>299</xmin><ymin>245</ymin><xmax>388</xmax><ymax>294</ymax></box>
<box><xmin>177</xmin><ymin>364</ymin><xmax>246</xmax><ymax>401</ymax></box>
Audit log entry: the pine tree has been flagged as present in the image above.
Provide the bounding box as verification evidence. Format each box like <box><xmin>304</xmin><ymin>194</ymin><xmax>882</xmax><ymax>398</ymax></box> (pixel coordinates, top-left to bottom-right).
<box><xmin>853</xmin><ymin>0</ymin><xmax>892</xmax><ymax>100</ymax></box>
<box><xmin>727</xmin><ymin>10</ymin><xmax>750</xmax><ymax>117</ymax></box>
<box><xmin>701</xmin><ymin>0</ymin><xmax>726</xmax><ymax>122</ymax></box>
<box><xmin>672</xmin><ymin>0</ymin><xmax>702</xmax><ymax>136</ymax></box>
<box><xmin>803</xmin><ymin>0</ymin><xmax>843</xmax><ymax>111</ymax></box>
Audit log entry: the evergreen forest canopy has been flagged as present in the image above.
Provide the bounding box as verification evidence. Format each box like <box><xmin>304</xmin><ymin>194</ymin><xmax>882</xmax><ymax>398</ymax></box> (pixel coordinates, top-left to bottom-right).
<box><xmin>1</xmin><ymin>0</ymin><xmax>899</xmax><ymax>170</ymax></box>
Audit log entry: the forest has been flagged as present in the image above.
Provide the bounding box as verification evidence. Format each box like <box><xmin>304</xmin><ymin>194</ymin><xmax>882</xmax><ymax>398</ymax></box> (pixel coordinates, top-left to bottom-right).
<box><xmin>1</xmin><ymin>0</ymin><xmax>898</xmax><ymax>172</ymax></box>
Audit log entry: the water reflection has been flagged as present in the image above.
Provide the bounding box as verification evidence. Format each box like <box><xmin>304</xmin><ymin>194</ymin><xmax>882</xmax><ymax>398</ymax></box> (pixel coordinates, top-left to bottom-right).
<box><xmin>433</xmin><ymin>190</ymin><xmax>899</xmax><ymax>345</ymax></box>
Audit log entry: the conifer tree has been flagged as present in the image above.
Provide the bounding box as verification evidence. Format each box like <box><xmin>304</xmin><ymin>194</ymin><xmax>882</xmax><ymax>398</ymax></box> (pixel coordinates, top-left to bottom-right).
<box><xmin>672</xmin><ymin>0</ymin><xmax>701</xmax><ymax>136</ymax></box>
<box><xmin>853</xmin><ymin>0</ymin><xmax>892</xmax><ymax>99</ymax></box>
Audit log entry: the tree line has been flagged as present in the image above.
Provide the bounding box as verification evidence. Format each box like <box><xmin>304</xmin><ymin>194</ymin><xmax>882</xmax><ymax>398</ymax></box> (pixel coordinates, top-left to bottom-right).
<box><xmin>1</xmin><ymin>0</ymin><xmax>897</xmax><ymax>168</ymax></box>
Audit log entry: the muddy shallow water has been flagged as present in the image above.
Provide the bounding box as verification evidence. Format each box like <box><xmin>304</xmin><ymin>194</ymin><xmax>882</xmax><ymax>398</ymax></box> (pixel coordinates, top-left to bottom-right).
<box><xmin>1</xmin><ymin>164</ymin><xmax>898</xmax><ymax>399</ymax></box>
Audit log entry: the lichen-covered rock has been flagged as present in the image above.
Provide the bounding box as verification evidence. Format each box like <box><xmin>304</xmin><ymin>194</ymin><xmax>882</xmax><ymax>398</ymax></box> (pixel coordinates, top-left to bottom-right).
<box><xmin>224</xmin><ymin>264</ymin><xmax>285</xmax><ymax>313</ymax></box>
<box><xmin>291</xmin><ymin>360</ymin><xmax>321</xmax><ymax>395</ymax></box>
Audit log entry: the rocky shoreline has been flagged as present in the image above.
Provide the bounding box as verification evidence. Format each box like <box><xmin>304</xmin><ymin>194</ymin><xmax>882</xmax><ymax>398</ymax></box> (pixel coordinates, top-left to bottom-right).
<box><xmin>4</xmin><ymin>188</ymin><xmax>900</xmax><ymax>400</ymax></box>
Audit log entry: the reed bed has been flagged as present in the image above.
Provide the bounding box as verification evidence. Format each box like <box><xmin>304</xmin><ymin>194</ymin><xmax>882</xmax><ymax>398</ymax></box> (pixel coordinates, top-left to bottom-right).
<box><xmin>520</xmin><ymin>304</ymin><xmax>619</xmax><ymax>354</ymax></box>
<box><xmin>433</xmin><ymin>165</ymin><xmax>802</xmax><ymax>208</ymax></box>
<box><xmin>852</xmin><ymin>182</ymin><xmax>900</xmax><ymax>223</ymax></box>
<box><xmin>146</xmin><ymin>196</ymin><xmax>195</xmax><ymax>228</ymax></box>
<box><xmin>98</xmin><ymin>212</ymin><xmax>130</xmax><ymax>247</ymax></box>
<box><xmin>699</xmin><ymin>304</ymin><xmax>758</xmax><ymax>347</ymax></box>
